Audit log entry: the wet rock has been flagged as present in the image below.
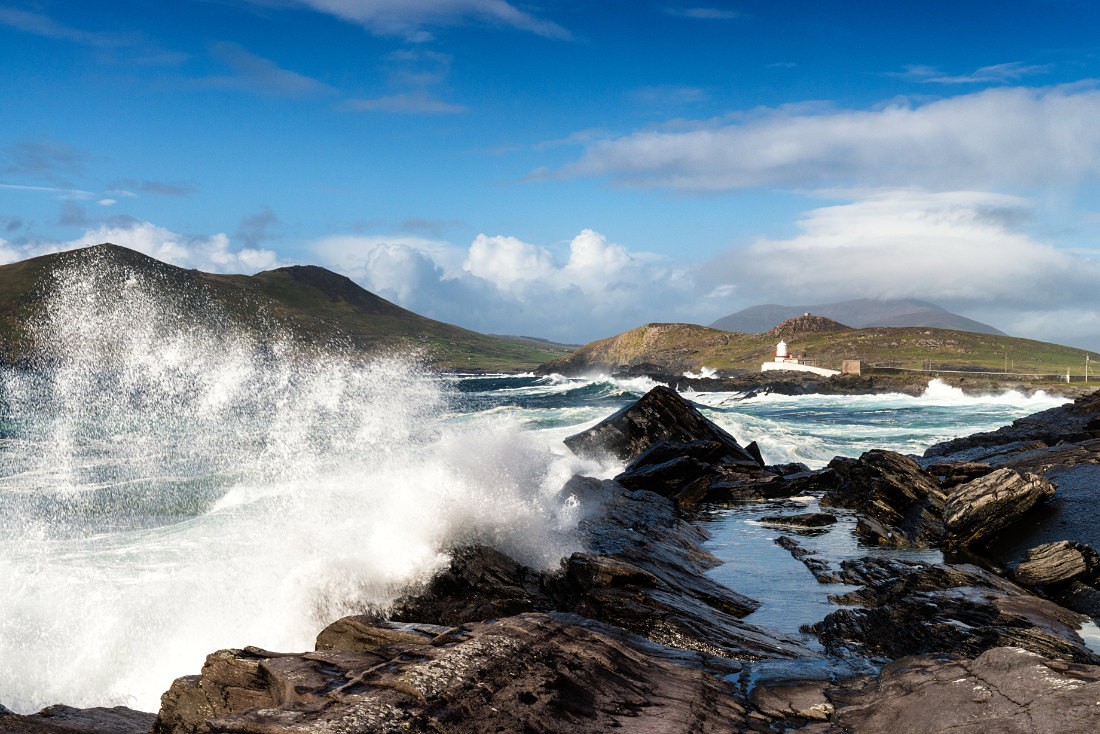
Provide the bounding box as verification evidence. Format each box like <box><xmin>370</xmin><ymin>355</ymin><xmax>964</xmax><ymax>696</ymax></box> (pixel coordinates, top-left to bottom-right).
<box><xmin>564</xmin><ymin>385</ymin><xmax>761</xmax><ymax>466</ymax></box>
<box><xmin>926</xmin><ymin>460</ymin><xmax>994</xmax><ymax>489</ymax></box>
<box><xmin>924</xmin><ymin>388</ymin><xmax>1100</xmax><ymax>461</ymax></box>
<box><xmin>389</xmin><ymin>544</ymin><xmax>553</xmax><ymax>625</ymax></box>
<box><xmin>943</xmin><ymin>467</ymin><xmax>1056</xmax><ymax>548</ymax></box>
<box><xmin>0</xmin><ymin>706</ymin><xmax>155</xmax><ymax>734</ymax></box>
<box><xmin>154</xmin><ymin>613</ymin><xmax>751</xmax><ymax>734</ymax></box>
<box><xmin>824</xmin><ymin>647</ymin><xmax>1100</xmax><ymax>734</ymax></box>
<box><xmin>767</xmin><ymin>462</ymin><xmax>812</xmax><ymax>477</ymax></box>
<box><xmin>315</xmin><ymin>617</ymin><xmax>449</xmax><ymax>653</ymax></box>
<box><xmin>774</xmin><ymin>536</ymin><xmax>841</xmax><ymax>583</ymax></box>
<box><xmin>809</xmin><ymin>559</ymin><xmax>1099</xmax><ymax>664</ymax></box>
<box><xmin>1014</xmin><ymin>541</ymin><xmax>1100</xmax><ymax>588</ymax></box>
<box><xmin>760</xmin><ymin>512</ymin><xmax>837</xmax><ymax>529</ymax></box>
<box><xmin>811</xmin><ymin>450</ymin><xmax>945</xmax><ymax>549</ymax></box>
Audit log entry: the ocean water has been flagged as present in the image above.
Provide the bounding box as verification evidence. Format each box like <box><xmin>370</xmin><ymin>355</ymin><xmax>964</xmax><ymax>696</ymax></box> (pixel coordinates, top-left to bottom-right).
<box><xmin>0</xmin><ymin>261</ymin><xmax>1070</xmax><ymax>713</ymax></box>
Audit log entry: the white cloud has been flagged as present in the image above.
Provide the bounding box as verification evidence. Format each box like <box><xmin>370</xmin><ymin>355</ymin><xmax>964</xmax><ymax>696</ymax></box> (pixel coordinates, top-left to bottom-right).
<box><xmin>554</xmin><ymin>84</ymin><xmax>1100</xmax><ymax>192</ymax></box>
<box><xmin>280</xmin><ymin>0</ymin><xmax>568</xmax><ymax>40</ymax></box>
<box><xmin>1</xmin><ymin>221</ymin><xmax>282</xmax><ymax>273</ymax></box>
<box><xmin>698</xmin><ymin>190</ymin><xmax>1100</xmax><ymax>348</ymax></box>
<box><xmin>312</xmin><ymin>229</ymin><xmax>693</xmax><ymax>342</ymax></box>
<box><xmin>896</xmin><ymin>62</ymin><xmax>1051</xmax><ymax>85</ymax></box>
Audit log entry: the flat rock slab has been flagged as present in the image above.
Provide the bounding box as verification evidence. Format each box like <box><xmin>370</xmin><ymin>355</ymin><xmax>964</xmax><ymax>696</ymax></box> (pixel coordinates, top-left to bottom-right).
<box><xmin>0</xmin><ymin>705</ymin><xmax>155</xmax><ymax>734</ymax></box>
<box><xmin>154</xmin><ymin>613</ymin><xmax>751</xmax><ymax>734</ymax></box>
<box><xmin>824</xmin><ymin>647</ymin><xmax>1100</xmax><ymax>734</ymax></box>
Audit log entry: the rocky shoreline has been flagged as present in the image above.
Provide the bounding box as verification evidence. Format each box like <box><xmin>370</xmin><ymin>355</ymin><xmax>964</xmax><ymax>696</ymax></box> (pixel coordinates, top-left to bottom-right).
<box><xmin>4</xmin><ymin>386</ymin><xmax>1100</xmax><ymax>733</ymax></box>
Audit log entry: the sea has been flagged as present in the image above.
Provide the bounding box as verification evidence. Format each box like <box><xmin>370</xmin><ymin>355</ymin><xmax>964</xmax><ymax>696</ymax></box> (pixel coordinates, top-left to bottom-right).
<box><xmin>0</xmin><ymin>262</ymin><xmax>1071</xmax><ymax>714</ymax></box>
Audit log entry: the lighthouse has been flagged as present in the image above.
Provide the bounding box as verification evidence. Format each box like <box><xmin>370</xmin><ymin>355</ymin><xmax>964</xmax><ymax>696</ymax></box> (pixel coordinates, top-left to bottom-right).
<box><xmin>775</xmin><ymin>340</ymin><xmax>789</xmax><ymax>362</ymax></box>
<box><xmin>761</xmin><ymin>339</ymin><xmax>840</xmax><ymax>377</ymax></box>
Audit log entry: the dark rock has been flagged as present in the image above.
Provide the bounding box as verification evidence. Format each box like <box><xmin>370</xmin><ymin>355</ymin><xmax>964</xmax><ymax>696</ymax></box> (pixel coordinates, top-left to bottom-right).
<box><xmin>564</xmin><ymin>385</ymin><xmax>761</xmax><ymax>466</ymax></box>
<box><xmin>616</xmin><ymin>455</ymin><xmax>713</xmax><ymax>498</ymax></box>
<box><xmin>943</xmin><ymin>467</ymin><xmax>1056</xmax><ymax>548</ymax></box>
<box><xmin>0</xmin><ymin>706</ymin><xmax>155</xmax><ymax>734</ymax></box>
<box><xmin>926</xmin><ymin>460</ymin><xmax>994</xmax><ymax>489</ymax></box>
<box><xmin>750</xmin><ymin>679</ymin><xmax>834</xmax><ymax>723</ymax></box>
<box><xmin>1014</xmin><ymin>541</ymin><xmax>1100</xmax><ymax>588</ymax></box>
<box><xmin>315</xmin><ymin>617</ymin><xmax>449</xmax><ymax>652</ymax></box>
<box><xmin>760</xmin><ymin>513</ymin><xmax>837</xmax><ymax>529</ymax></box>
<box><xmin>825</xmin><ymin>647</ymin><xmax>1100</xmax><ymax>734</ymax></box>
<box><xmin>767</xmin><ymin>462</ymin><xmax>812</xmax><ymax>477</ymax></box>
<box><xmin>389</xmin><ymin>544</ymin><xmax>552</xmax><ymax>625</ymax></box>
<box><xmin>808</xmin><ymin>559</ymin><xmax>1099</xmax><ymax>664</ymax></box>
<box><xmin>811</xmin><ymin>450</ymin><xmax>946</xmax><ymax>548</ymax></box>
<box><xmin>774</xmin><ymin>536</ymin><xmax>841</xmax><ymax>583</ymax></box>
<box><xmin>924</xmin><ymin>388</ymin><xmax>1100</xmax><ymax>461</ymax></box>
<box><xmin>154</xmin><ymin>613</ymin><xmax>750</xmax><ymax>734</ymax></box>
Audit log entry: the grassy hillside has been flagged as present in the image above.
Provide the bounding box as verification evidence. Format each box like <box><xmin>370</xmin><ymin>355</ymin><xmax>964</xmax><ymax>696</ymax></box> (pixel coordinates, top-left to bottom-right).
<box><xmin>538</xmin><ymin>319</ymin><xmax>1099</xmax><ymax>381</ymax></box>
<box><xmin>0</xmin><ymin>244</ymin><xmax>571</xmax><ymax>372</ymax></box>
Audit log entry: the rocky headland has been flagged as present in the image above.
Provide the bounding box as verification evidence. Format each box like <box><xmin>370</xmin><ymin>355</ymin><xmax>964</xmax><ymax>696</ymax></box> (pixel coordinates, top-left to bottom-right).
<box><xmin>5</xmin><ymin>386</ymin><xmax>1100</xmax><ymax>733</ymax></box>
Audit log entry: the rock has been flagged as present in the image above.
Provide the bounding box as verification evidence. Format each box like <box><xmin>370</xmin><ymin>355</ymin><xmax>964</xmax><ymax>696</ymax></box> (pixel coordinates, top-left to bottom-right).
<box><xmin>315</xmin><ymin>617</ymin><xmax>449</xmax><ymax>652</ymax></box>
<box><xmin>0</xmin><ymin>706</ymin><xmax>155</xmax><ymax>734</ymax></box>
<box><xmin>154</xmin><ymin>613</ymin><xmax>751</xmax><ymax>734</ymax></box>
<box><xmin>810</xmin><ymin>450</ymin><xmax>946</xmax><ymax>548</ymax></box>
<box><xmin>774</xmin><ymin>536</ymin><xmax>841</xmax><ymax>583</ymax></box>
<box><xmin>750</xmin><ymin>679</ymin><xmax>834</xmax><ymax>723</ymax></box>
<box><xmin>808</xmin><ymin>559</ymin><xmax>1099</xmax><ymax>664</ymax></box>
<box><xmin>564</xmin><ymin>385</ymin><xmax>761</xmax><ymax>466</ymax></box>
<box><xmin>760</xmin><ymin>513</ymin><xmax>837</xmax><ymax>529</ymax></box>
<box><xmin>389</xmin><ymin>544</ymin><xmax>552</xmax><ymax>625</ymax></box>
<box><xmin>924</xmin><ymin>388</ymin><xmax>1100</xmax><ymax>461</ymax></box>
<box><xmin>1014</xmin><ymin>540</ymin><xmax>1100</xmax><ymax>588</ymax></box>
<box><xmin>943</xmin><ymin>467</ymin><xmax>1056</xmax><ymax>548</ymax></box>
<box><xmin>825</xmin><ymin>647</ymin><xmax>1100</xmax><ymax>734</ymax></box>
<box><xmin>926</xmin><ymin>460</ymin><xmax>994</xmax><ymax>489</ymax></box>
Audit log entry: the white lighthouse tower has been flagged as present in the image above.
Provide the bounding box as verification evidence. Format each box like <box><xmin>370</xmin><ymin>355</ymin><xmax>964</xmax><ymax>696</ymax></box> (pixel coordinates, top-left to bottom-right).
<box><xmin>761</xmin><ymin>339</ymin><xmax>840</xmax><ymax>376</ymax></box>
<box><xmin>774</xmin><ymin>340</ymin><xmax>789</xmax><ymax>362</ymax></box>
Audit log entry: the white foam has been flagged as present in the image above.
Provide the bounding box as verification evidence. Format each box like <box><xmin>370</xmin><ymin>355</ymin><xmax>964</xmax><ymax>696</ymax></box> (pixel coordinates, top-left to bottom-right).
<box><xmin>0</xmin><ymin>254</ymin><xmax>585</xmax><ymax>713</ymax></box>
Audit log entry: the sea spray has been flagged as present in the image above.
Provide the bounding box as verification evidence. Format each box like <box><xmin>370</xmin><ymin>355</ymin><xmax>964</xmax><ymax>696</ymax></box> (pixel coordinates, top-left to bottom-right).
<box><xmin>0</xmin><ymin>253</ymin><xmax>589</xmax><ymax>713</ymax></box>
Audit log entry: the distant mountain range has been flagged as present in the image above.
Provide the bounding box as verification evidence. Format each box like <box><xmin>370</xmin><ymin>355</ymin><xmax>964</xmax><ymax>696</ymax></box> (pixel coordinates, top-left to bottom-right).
<box><xmin>0</xmin><ymin>244</ymin><xmax>572</xmax><ymax>371</ymax></box>
<box><xmin>711</xmin><ymin>299</ymin><xmax>1004</xmax><ymax>336</ymax></box>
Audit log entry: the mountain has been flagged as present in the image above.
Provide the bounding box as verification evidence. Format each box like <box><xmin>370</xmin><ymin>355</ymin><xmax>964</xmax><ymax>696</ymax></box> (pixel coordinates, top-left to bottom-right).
<box><xmin>537</xmin><ymin>318</ymin><xmax>1097</xmax><ymax>379</ymax></box>
<box><xmin>0</xmin><ymin>244</ymin><xmax>572</xmax><ymax>371</ymax></box>
<box><xmin>711</xmin><ymin>298</ymin><xmax>1005</xmax><ymax>336</ymax></box>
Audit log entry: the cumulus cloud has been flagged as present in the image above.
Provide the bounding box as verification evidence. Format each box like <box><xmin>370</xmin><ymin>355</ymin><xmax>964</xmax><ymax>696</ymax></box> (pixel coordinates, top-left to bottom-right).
<box><xmin>553</xmin><ymin>84</ymin><xmax>1100</xmax><ymax>192</ymax></box>
<box><xmin>0</xmin><ymin>221</ymin><xmax>282</xmax><ymax>273</ymax></box>
<box><xmin>278</xmin><ymin>0</ymin><xmax>569</xmax><ymax>41</ymax></box>
<box><xmin>312</xmin><ymin>229</ymin><xmax>693</xmax><ymax>342</ymax></box>
<box><xmin>698</xmin><ymin>190</ymin><xmax>1100</xmax><ymax>348</ymax></box>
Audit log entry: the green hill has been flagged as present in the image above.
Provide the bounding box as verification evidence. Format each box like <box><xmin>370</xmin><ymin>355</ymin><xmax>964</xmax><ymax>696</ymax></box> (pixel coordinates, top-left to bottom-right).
<box><xmin>537</xmin><ymin>317</ymin><xmax>1099</xmax><ymax>382</ymax></box>
<box><xmin>0</xmin><ymin>244</ymin><xmax>572</xmax><ymax>372</ymax></box>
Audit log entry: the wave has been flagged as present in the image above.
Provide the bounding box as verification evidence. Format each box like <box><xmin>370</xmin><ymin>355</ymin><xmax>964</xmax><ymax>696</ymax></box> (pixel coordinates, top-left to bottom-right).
<box><xmin>0</xmin><ymin>255</ymin><xmax>587</xmax><ymax>713</ymax></box>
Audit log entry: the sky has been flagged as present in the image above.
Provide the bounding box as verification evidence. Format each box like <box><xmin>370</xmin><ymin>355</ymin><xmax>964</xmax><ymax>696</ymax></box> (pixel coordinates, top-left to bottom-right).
<box><xmin>2</xmin><ymin>0</ymin><xmax>1100</xmax><ymax>349</ymax></box>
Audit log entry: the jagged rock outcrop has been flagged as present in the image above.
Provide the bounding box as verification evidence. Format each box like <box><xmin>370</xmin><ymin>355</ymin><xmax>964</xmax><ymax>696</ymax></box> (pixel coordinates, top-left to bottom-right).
<box><xmin>1014</xmin><ymin>541</ymin><xmax>1100</xmax><ymax>588</ymax></box>
<box><xmin>806</xmin><ymin>450</ymin><xmax>946</xmax><ymax>548</ymax></box>
<box><xmin>808</xmin><ymin>559</ymin><xmax>1098</xmax><ymax>664</ymax></box>
<box><xmin>564</xmin><ymin>385</ymin><xmax>762</xmax><ymax>467</ymax></box>
<box><xmin>943</xmin><ymin>467</ymin><xmax>1056</xmax><ymax>548</ymax></box>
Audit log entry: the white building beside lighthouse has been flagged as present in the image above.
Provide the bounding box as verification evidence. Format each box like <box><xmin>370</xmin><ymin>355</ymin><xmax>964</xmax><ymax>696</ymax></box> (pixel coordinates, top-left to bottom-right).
<box><xmin>761</xmin><ymin>340</ymin><xmax>840</xmax><ymax>377</ymax></box>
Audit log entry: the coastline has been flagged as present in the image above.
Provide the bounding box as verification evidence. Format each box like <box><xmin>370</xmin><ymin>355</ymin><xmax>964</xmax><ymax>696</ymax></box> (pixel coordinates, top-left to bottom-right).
<box><xmin>4</xmin><ymin>385</ymin><xmax>1100</xmax><ymax>732</ymax></box>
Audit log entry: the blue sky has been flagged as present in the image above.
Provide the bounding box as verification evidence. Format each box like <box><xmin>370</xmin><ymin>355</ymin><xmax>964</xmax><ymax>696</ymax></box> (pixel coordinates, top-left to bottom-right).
<box><xmin>2</xmin><ymin>1</ymin><xmax>1100</xmax><ymax>349</ymax></box>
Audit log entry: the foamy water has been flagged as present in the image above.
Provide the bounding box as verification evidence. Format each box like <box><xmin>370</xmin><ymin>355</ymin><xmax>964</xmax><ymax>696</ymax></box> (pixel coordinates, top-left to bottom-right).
<box><xmin>0</xmin><ymin>256</ymin><xmax>590</xmax><ymax>713</ymax></box>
